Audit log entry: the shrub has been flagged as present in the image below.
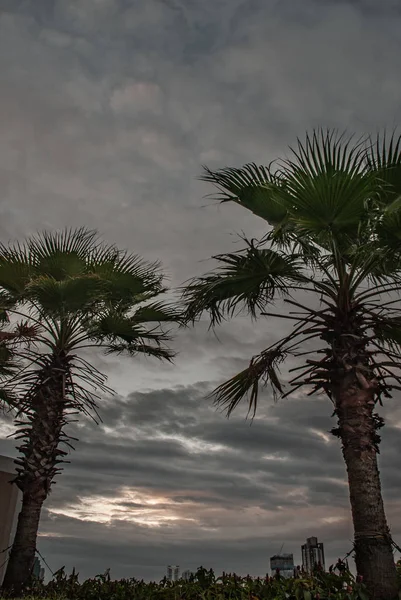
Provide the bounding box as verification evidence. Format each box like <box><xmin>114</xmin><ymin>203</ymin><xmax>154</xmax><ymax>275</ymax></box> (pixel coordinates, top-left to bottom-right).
<box><xmin>7</xmin><ymin>565</ymin><xmax>373</xmax><ymax>600</ymax></box>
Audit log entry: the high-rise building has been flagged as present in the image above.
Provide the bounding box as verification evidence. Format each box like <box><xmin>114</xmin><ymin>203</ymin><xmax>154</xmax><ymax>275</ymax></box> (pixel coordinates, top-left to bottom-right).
<box><xmin>0</xmin><ymin>455</ymin><xmax>22</xmax><ymax>586</ymax></box>
<box><xmin>301</xmin><ymin>537</ymin><xmax>325</xmax><ymax>573</ymax></box>
<box><xmin>32</xmin><ymin>557</ymin><xmax>45</xmax><ymax>581</ymax></box>
<box><xmin>270</xmin><ymin>553</ymin><xmax>294</xmax><ymax>578</ymax></box>
<box><xmin>182</xmin><ymin>569</ymin><xmax>192</xmax><ymax>581</ymax></box>
<box><xmin>167</xmin><ymin>565</ymin><xmax>180</xmax><ymax>581</ymax></box>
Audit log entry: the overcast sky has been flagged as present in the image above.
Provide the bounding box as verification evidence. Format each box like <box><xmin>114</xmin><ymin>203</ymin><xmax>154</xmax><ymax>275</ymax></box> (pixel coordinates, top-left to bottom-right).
<box><xmin>1</xmin><ymin>0</ymin><xmax>401</xmax><ymax>583</ymax></box>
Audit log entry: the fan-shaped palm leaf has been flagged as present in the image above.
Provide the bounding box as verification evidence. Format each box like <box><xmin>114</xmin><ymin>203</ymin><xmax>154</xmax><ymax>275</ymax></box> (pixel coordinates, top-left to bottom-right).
<box><xmin>183</xmin><ymin>243</ymin><xmax>305</xmax><ymax>325</ymax></box>
<box><xmin>201</xmin><ymin>163</ymin><xmax>288</xmax><ymax>226</ymax></box>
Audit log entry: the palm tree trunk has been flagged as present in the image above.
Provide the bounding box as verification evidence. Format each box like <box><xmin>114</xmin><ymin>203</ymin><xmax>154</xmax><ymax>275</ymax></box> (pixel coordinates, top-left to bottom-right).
<box><xmin>1</xmin><ymin>352</ymin><xmax>69</xmax><ymax>596</ymax></box>
<box><xmin>334</xmin><ymin>376</ymin><xmax>398</xmax><ymax>600</ymax></box>
<box><xmin>1</xmin><ymin>489</ymin><xmax>45</xmax><ymax>596</ymax></box>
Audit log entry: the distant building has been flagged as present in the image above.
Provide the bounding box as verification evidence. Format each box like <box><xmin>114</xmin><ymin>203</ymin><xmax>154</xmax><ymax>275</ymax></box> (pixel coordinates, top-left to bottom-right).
<box><xmin>32</xmin><ymin>557</ymin><xmax>45</xmax><ymax>581</ymax></box>
<box><xmin>0</xmin><ymin>455</ymin><xmax>22</xmax><ymax>586</ymax></box>
<box><xmin>167</xmin><ymin>565</ymin><xmax>180</xmax><ymax>581</ymax></box>
<box><xmin>182</xmin><ymin>570</ymin><xmax>192</xmax><ymax>581</ymax></box>
<box><xmin>302</xmin><ymin>537</ymin><xmax>325</xmax><ymax>573</ymax></box>
<box><xmin>270</xmin><ymin>553</ymin><xmax>294</xmax><ymax>578</ymax></box>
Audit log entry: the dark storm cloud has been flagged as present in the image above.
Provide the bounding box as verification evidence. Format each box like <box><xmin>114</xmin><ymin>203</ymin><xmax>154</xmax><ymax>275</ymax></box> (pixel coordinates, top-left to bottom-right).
<box><xmin>4</xmin><ymin>382</ymin><xmax>401</xmax><ymax>580</ymax></box>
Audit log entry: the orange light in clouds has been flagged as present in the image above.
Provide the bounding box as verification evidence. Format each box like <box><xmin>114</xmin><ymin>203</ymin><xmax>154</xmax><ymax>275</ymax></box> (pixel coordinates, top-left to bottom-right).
<box><xmin>47</xmin><ymin>487</ymin><xmax>198</xmax><ymax>527</ymax></box>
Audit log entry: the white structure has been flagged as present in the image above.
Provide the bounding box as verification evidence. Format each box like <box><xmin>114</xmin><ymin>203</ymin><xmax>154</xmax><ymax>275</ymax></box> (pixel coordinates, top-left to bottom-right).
<box><xmin>301</xmin><ymin>536</ymin><xmax>325</xmax><ymax>573</ymax></box>
<box><xmin>270</xmin><ymin>553</ymin><xmax>294</xmax><ymax>578</ymax></box>
<box><xmin>33</xmin><ymin>556</ymin><xmax>45</xmax><ymax>581</ymax></box>
<box><xmin>167</xmin><ymin>565</ymin><xmax>180</xmax><ymax>581</ymax></box>
<box><xmin>0</xmin><ymin>455</ymin><xmax>22</xmax><ymax>585</ymax></box>
<box><xmin>182</xmin><ymin>569</ymin><xmax>192</xmax><ymax>581</ymax></box>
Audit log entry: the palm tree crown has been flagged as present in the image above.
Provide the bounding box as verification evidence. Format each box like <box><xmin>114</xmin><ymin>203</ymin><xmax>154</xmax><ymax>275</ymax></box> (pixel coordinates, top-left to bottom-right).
<box><xmin>1</xmin><ymin>226</ymin><xmax>180</xmax><ymax>453</ymax></box>
<box><xmin>183</xmin><ymin>130</ymin><xmax>401</xmax><ymax>415</ymax></box>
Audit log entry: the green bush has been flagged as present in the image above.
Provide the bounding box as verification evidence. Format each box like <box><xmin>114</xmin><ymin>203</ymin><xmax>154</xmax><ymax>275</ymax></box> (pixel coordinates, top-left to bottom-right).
<box><xmin>5</xmin><ymin>565</ymin><xmax>372</xmax><ymax>600</ymax></box>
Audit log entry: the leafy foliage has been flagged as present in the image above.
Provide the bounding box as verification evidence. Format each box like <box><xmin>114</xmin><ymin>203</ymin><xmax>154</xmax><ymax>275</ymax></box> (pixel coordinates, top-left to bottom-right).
<box><xmin>0</xmin><ymin>321</ymin><xmax>39</xmax><ymax>408</ymax></box>
<box><xmin>13</xmin><ymin>566</ymin><xmax>374</xmax><ymax>600</ymax></box>
<box><xmin>0</xmin><ymin>228</ymin><xmax>181</xmax><ymax>415</ymax></box>
<box><xmin>183</xmin><ymin>129</ymin><xmax>401</xmax><ymax>413</ymax></box>
<box><xmin>183</xmin><ymin>241</ymin><xmax>304</xmax><ymax>325</ymax></box>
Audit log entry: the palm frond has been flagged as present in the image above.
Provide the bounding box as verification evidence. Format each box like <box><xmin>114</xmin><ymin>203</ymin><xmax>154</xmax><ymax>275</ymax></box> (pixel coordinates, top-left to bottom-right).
<box><xmin>87</xmin><ymin>248</ymin><xmax>165</xmax><ymax>308</ymax></box>
<box><xmin>211</xmin><ymin>348</ymin><xmax>287</xmax><ymax>418</ymax></box>
<box><xmin>86</xmin><ymin>309</ymin><xmax>175</xmax><ymax>360</ymax></box>
<box><xmin>279</xmin><ymin>130</ymin><xmax>376</xmax><ymax>242</ymax></box>
<box><xmin>25</xmin><ymin>275</ymin><xmax>106</xmax><ymax>316</ymax></box>
<box><xmin>286</xmin><ymin>129</ymin><xmax>367</xmax><ymax>177</ymax></box>
<box><xmin>366</xmin><ymin>130</ymin><xmax>401</xmax><ymax>206</ymax></box>
<box><xmin>0</xmin><ymin>252</ymin><xmax>35</xmax><ymax>297</ymax></box>
<box><xmin>0</xmin><ymin>387</ymin><xmax>16</xmax><ymax>407</ymax></box>
<box><xmin>182</xmin><ymin>243</ymin><xmax>305</xmax><ymax>325</ymax></box>
<box><xmin>375</xmin><ymin>203</ymin><xmax>401</xmax><ymax>254</ymax></box>
<box><xmin>104</xmin><ymin>342</ymin><xmax>175</xmax><ymax>361</ymax></box>
<box><xmin>27</xmin><ymin>227</ymin><xmax>99</xmax><ymax>261</ymax></box>
<box><xmin>132</xmin><ymin>302</ymin><xmax>184</xmax><ymax>324</ymax></box>
<box><xmin>372</xmin><ymin>315</ymin><xmax>401</xmax><ymax>355</ymax></box>
<box><xmin>0</xmin><ymin>320</ymin><xmax>41</xmax><ymax>409</ymax></box>
<box><xmin>201</xmin><ymin>163</ymin><xmax>288</xmax><ymax>226</ymax></box>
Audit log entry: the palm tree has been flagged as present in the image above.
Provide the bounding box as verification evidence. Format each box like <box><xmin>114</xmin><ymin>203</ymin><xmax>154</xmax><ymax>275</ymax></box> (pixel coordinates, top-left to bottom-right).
<box><xmin>0</xmin><ymin>227</ymin><xmax>180</xmax><ymax>596</ymax></box>
<box><xmin>182</xmin><ymin>130</ymin><xmax>401</xmax><ymax>600</ymax></box>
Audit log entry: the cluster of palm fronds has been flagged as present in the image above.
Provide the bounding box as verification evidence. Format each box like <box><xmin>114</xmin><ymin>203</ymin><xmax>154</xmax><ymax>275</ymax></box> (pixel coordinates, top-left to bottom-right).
<box><xmin>0</xmin><ymin>228</ymin><xmax>181</xmax><ymax>477</ymax></box>
<box><xmin>183</xmin><ymin>131</ymin><xmax>401</xmax><ymax>421</ymax></box>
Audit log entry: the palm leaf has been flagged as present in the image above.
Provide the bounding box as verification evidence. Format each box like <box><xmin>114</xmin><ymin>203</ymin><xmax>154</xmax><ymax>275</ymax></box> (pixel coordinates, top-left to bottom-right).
<box><xmin>133</xmin><ymin>302</ymin><xmax>184</xmax><ymax>324</ymax></box>
<box><xmin>25</xmin><ymin>275</ymin><xmax>106</xmax><ymax>315</ymax></box>
<box><xmin>87</xmin><ymin>250</ymin><xmax>164</xmax><ymax>308</ymax></box>
<box><xmin>27</xmin><ymin>227</ymin><xmax>99</xmax><ymax>260</ymax></box>
<box><xmin>105</xmin><ymin>342</ymin><xmax>175</xmax><ymax>361</ymax></box>
<box><xmin>0</xmin><ymin>321</ymin><xmax>40</xmax><ymax>408</ymax></box>
<box><xmin>35</xmin><ymin>251</ymin><xmax>87</xmax><ymax>281</ymax></box>
<box><xmin>87</xmin><ymin>310</ymin><xmax>176</xmax><ymax>360</ymax></box>
<box><xmin>200</xmin><ymin>130</ymin><xmax>381</xmax><ymax>253</ymax></box>
<box><xmin>375</xmin><ymin>203</ymin><xmax>401</xmax><ymax>254</ymax></box>
<box><xmin>201</xmin><ymin>163</ymin><xmax>288</xmax><ymax>226</ymax></box>
<box><xmin>211</xmin><ymin>349</ymin><xmax>287</xmax><ymax>418</ymax></box>
<box><xmin>373</xmin><ymin>316</ymin><xmax>401</xmax><ymax>354</ymax></box>
<box><xmin>182</xmin><ymin>244</ymin><xmax>305</xmax><ymax>325</ymax></box>
<box><xmin>366</xmin><ymin>130</ymin><xmax>401</xmax><ymax>206</ymax></box>
<box><xmin>280</xmin><ymin>130</ymin><xmax>375</xmax><ymax>241</ymax></box>
<box><xmin>0</xmin><ymin>254</ymin><xmax>35</xmax><ymax>297</ymax></box>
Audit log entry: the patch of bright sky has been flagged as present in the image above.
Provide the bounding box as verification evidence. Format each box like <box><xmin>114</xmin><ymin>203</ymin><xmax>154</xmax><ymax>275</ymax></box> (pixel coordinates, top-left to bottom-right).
<box><xmin>48</xmin><ymin>487</ymin><xmax>199</xmax><ymax>527</ymax></box>
<box><xmin>0</xmin><ymin>421</ymin><xmax>15</xmax><ymax>438</ymax></box>
<box><xmin>310</xmin><ymin>429</ymin><xmax>331</xmax><ymax>443</ymax></box>
<box><xmin>156</xmin><ymin>433</ymin><xmax>231</xmax><ymax>454</ymax></box>
<box><xmin>261</xmin><ymin>453</ymin><xmax>289</xmax><ymax>461</ymax></box>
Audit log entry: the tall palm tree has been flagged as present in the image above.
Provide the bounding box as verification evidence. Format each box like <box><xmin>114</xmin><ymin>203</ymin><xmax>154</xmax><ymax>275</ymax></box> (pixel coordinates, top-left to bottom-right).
<box><xmin>0</xmin><ymin>228</ymin><xmax>180</xmax><ymax>596</ymax></box>
<box><xmin>182</xmin><ymin>130</ymin><xmax>401</xmax><ymax>600</ymax></box>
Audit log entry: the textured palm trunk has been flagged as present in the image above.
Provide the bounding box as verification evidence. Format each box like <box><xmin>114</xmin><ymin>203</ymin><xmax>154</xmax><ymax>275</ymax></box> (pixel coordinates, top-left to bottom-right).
<box><xmin>2</xmin><ymin>490</ymin><xmax>45</xmax><ymax>596</ymax></box>
<box><xmin>1</xmin><ymin>352</ymin><xmax>69</xmax><ymax>597</ymax></box>
<box><xmin>334</xmin><ymin>373</ymin><xmax>398</xmax><ymax>600</ymax></box>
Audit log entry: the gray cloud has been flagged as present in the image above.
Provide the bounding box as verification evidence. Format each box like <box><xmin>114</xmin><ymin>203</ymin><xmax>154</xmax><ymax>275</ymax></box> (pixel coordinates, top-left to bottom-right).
<box><xmin>2</xmin><ymin>381</ymin><xmax>401</xmax><ymax>580</ymax></box>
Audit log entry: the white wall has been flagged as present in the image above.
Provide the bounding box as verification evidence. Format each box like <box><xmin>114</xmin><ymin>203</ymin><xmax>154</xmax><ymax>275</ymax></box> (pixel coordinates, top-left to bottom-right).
<box><xmin>0</xmin><ymin>455</ymin><xmax>22</xmax><ymax>586</ymax></box>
